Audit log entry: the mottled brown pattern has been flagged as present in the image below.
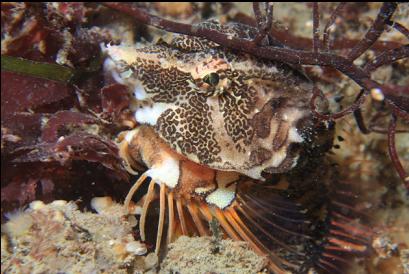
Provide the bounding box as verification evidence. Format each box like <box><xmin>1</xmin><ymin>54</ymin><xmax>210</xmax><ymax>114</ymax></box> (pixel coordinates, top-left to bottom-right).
<box><xmin>156</xmin><ymin>92</ymin><xmax>222</xmax><ymax>164</ymax></box>
<box><xmin>249</xmin><ymin>148</ymin><xmax>272</xmax><ymax>166</ymax></box>
<box><xmin>273</xmin><ymin>120</ymin><xmax>290</xmax><ymax>151</ymax></box>
<box><xmin>135</xmin><ymin>61</ymin><xmax>190</xmax><ymax>103</ymax></box>
<box><xmin>252</xmin><ymin>97</ymin><xmax>287</xmax><ymax>139</ymax></box>
<box><xmin>218</xmin><ymin>79</ymin><xmax>256</xmax><ymax>152</ymax></box>
<box><xmin>107</xmin><ymin>20</ymin><xmax>322</xmax><ymax>178</ymax></box>
<box><xmin>171</xmin><ymin>35</ymin><xmax>219</xmax><ymax>52</ymax></box>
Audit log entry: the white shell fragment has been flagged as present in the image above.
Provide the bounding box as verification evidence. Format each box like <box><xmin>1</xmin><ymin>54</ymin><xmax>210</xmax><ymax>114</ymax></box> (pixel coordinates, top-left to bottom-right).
<box><xmin>126</xmin><ymin>241</ymin><xmax>147</xmax><ymax>255</ymax></box>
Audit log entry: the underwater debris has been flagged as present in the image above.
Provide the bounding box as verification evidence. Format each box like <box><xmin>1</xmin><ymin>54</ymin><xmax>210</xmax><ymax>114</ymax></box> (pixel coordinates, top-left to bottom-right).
<box><xmin>209</xmin><ymin>217</ymin><xmax>223</xmax><ymax>254</ymax></box>
<box><xmin>372</xmin><ymin>235</ymin><xmax>398</xmax><ymax>259</ymax></box>
<box><xmin>401</xmin><ymin>249</ymin><xmax>409</xmax><ymax>274</ymax></box>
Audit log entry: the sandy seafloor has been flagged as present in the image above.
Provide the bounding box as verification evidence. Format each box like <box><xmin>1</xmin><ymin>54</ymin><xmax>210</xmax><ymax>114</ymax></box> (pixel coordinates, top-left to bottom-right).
<box><xmin>1</xmin><ymin>3</ymin><xmax>408</xmax><ymax>274</ymax></box>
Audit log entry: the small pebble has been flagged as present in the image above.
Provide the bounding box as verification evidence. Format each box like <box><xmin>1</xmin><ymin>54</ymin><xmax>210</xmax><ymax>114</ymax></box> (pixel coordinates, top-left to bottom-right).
<box><xmin>370</xmin><ymin>88</ymin><xmax>384</xmax><ymax>101</ymax></box>
<box><xmin>126</xmin><ymin>241</ymin><xmax>147</xmax><ymax>255</ymax></box>
<box><xmin>29</xmin><ymin>200</ymin><xmax>46</xmax><ymax>210</ymax></box>
<box><xmin>49</xmin><ymin>200</ymin><xmax>67</xmax><ymax>207</ymax></box>
<box><xmin>91</xmin><ymin>196</ymin><xmax>113</xmax><ymax>214</ymax></box>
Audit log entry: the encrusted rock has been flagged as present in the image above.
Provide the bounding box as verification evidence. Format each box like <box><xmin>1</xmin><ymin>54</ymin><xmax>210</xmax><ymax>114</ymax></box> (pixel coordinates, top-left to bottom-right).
<box><xmin>1</xmin><ymin>199</ymin><xmax>147</xmax><ymax>274</ymax></box>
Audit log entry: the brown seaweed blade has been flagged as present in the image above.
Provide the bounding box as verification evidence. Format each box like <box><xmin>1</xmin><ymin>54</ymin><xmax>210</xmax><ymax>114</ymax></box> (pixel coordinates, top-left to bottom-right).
<box><xmin>1</xmin><ymin>55</ymin><xmax>75</xmax><ymax>83</ymax></box>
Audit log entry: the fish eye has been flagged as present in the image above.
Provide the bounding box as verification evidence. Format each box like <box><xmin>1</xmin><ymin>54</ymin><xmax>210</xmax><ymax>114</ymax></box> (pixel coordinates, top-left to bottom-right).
<box><xmin>203</xmin><ymin>72</ymin><xmax>220</xmax><ymax>86</ymax></box>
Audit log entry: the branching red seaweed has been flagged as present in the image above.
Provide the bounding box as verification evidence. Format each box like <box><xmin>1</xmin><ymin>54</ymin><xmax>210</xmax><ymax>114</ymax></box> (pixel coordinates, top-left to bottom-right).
<box><xmin>252</xmin><ymin>2</ymin><xmax>274</xmax><ymax>46</ymax></box>
<box><xmin>346</xmin><ymin>3</ymin><xmax>397</xmax><ymax>61</ymax></box>
<box><xmin>387</xmin><ymin>115</ymin><xmax>409</xmax><ymax>189</ymax></box>
<box><xmin>322</xmin><ymin>3</ymin><xmax>347</xmax><ymax>52</ymax></box>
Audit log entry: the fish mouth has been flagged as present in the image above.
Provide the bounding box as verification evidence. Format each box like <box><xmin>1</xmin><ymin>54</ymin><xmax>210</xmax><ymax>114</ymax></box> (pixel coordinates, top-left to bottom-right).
<box><xmin>103</xmin><ymin>44</ymin><xmax>139</xmax><ymax>66</ymax></box>
<box><xmin>103</xmin><ymin>43</ymin><xmax>173</xmax><ymax>68</ymax></box>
